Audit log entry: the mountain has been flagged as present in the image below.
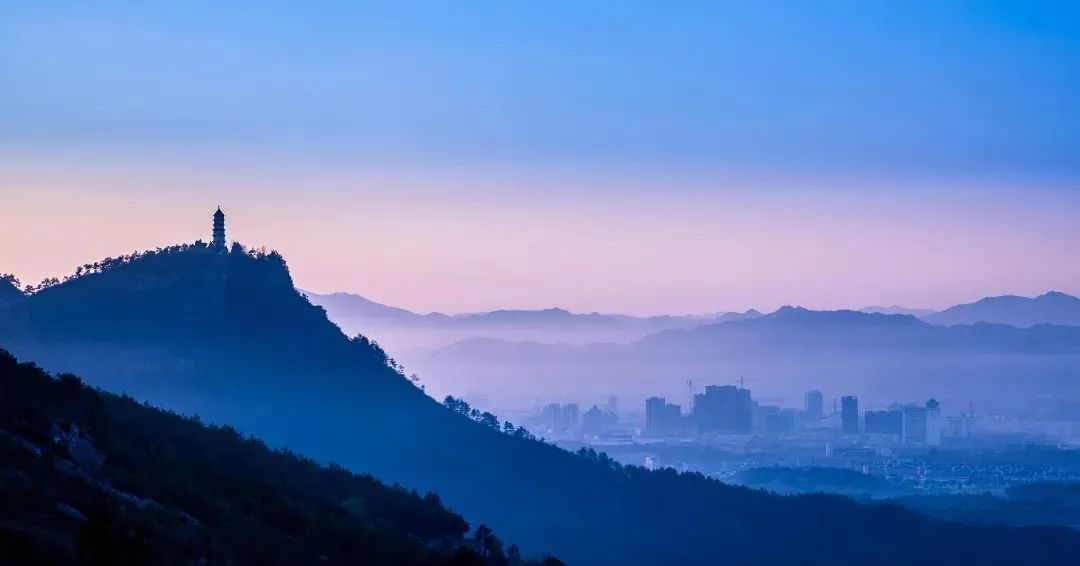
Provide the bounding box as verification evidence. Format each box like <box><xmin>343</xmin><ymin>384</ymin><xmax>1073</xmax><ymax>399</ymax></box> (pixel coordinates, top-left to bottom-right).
<box><xmin>3</xmin><ymin>243</ymin><xmax>1079</xmax><ymax>564</ymax></box>
<box><xmin>300</xmin><ymin>290</ymin><xmax>435</xmax><ymax>324</ymax></box>
<box><xmin>0</xmin><ymin>349</ymin><xmax>534</xmax><ymax>565</ymax></box>
<box><xmin>0</xmin><ymin>276</ymin><xmax>25</xmax><ymax>311</ymax></box>
<box><xmin>420</xmin><ymin>306</ymin><xmax>1080</xmax><ymax>412</ymax></box>
<box><xmin>925</xmin><ymin>291</ymin><xmax>1080</xmax><ymax>327</ymax></box>
<box><xmin>860</xmin><ymin>305</ymin><xmax>936</xmax><ymax>317</ymax></box>
<box><xmin>302</xmin><ymin>290</ymin><xmax>761</xmax><ymax>353</ymax></box>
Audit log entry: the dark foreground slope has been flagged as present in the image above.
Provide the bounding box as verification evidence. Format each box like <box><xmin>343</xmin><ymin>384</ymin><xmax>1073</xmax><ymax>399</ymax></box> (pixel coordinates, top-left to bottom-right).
<box><xmin>0</xmin><ymin>350</ymin><xmax>541</xmax><ymax>566</ymax></box>
<box><xmin>3</xmin><ymin>244</ymin><xmax>1080</xmax><ymax>564</ymax></box>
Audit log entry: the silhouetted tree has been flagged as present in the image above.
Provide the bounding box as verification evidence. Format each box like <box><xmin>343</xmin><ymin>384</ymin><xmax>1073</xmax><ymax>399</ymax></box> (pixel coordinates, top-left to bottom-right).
<box><xmin>507</xmin><ymin>544</ymin><xmax>522</xmax><ymax>565</ymax></box>
<box><xmin>479</xmin><ymin>412</ymin><xmax>500</xmax><ymax>429</ymax></box>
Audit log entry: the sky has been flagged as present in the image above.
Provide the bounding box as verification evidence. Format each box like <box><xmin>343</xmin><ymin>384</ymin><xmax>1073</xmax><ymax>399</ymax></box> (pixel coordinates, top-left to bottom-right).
<box><xmin>2</xmin><ymin>1</ymin><xmax>1079</xmax><ymax>314</ymax></box>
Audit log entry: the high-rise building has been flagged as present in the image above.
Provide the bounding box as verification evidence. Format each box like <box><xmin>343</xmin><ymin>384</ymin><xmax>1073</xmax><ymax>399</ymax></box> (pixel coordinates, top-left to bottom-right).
<box><xmin>736</xmin><ymin>388</ymin><xmax>753</xmax><ymax>432</ymax></box>
<box><xmin>865</xmin><ymin>410</ymin><xmax>903</xmax><ymax>436</ymax></box>
<box><xmin>765</xmin><ymin>411</ymin><xmax>796</xmax><ymax>435</ymax></box>
<box><xmin>543</xmin><ymin>403</ymin><xmax>563</xmax><ymax>432</ymax></box>
<box><xmin>804</xmin><ymin>390</ymin><xmax>824</xmax><ymax>422</ymax></box>
<box><xmin>841</xmin><ymin>396</ymin><xmax>859</xmax><ymax>434</ymax></box>
<box><xmin>902</xmin><ymin>399</ymin><xmax>943</xmax><ymax>446</ymax></box>
<box><xmin>663</xmin><ymin>403</ymin><xmax>683</xmax><ymax>436</ymax></box>
<box><xmin>902</xmin><ymin>406</ymin><xmax>927</xmax><ymax>445</ymax></box>
<box><xmin>924</xmin><ymin>399</ymin><xmax>942</xmax><ymax>446</ymax></box>
<box><xmin>582</xmin><ymin>405</ymin><xmax>605</xmax><ymax>435</ymax></box>
<box><xmin>693</xmin><ymin>384</ymin><xmax>753</xmax><ymax>433</ymax></box>
<box><xmin>562</xmin><ymin>403</ymin><xmax>580</xmax><ymax>432</ymax></box>
<box><xmin>946</xmin><ymin>413</ymin><xmax>975</xmax><ymax>438</ymax></box>
<box><xmin>212</xmin><ymin>207</ymin><xmax>226</xmax><ymax>251</ymax></box>
<box><xmin>645</xmin><ymin>397</ymin><xmax>666</xmax><ymax>437</ymax></box>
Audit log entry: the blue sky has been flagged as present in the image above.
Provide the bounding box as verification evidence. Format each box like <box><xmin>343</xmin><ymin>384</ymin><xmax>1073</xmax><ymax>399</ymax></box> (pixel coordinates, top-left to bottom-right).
<box><xmin>2</xmin><ymin>1</ymin><xmax>1079</xmax><ymax>313</ymax></box>
<box><xmin>5</xmin><ymin>1</ymin><xmax>1079</xmax><ymax>178</ymax></box>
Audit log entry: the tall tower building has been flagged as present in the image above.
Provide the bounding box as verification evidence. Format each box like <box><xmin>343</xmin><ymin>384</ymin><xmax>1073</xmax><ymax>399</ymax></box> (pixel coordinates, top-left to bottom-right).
<box><xmin>804</xmin><ymin>390</ymin><xmax>824</xmax><ymax>422</ymax></box>
<box><xmin>645</xmin><ymin>397</ymin><xmax>666</xmax><ymax>437</ymax></box>
<box><xmin>840</xmin><ymin>396</ymin><xmax>859</xmax><ymax>434</ymax></box>
<box><xmin>212</xmin><ymin>207</ymin><xmax>226</xmax><ymax>251</ymax></box>
<box><xmin>924</xmin><ymin>398</ymin><xmax>942</xmax><ymax>446</ymax></box>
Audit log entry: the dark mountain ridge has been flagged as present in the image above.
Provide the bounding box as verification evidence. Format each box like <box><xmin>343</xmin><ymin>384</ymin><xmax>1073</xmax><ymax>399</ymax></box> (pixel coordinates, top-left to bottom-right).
<box><xmin>3</xmin><ymin>243</ymin><xmax>1079</xmax><ymax>564</ymax></box>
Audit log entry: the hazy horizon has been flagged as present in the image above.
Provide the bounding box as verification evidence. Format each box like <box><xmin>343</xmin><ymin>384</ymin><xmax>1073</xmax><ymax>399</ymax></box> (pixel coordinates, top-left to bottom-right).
<box><xmin>4</xmin><ymin>1</ymin><xmax>1079</xmax><ymax>315</ymax></box>
<box><xmin>5</xmin><ymin>4</ymin><xmax>1080</xmax><ymax>562</ymax></box>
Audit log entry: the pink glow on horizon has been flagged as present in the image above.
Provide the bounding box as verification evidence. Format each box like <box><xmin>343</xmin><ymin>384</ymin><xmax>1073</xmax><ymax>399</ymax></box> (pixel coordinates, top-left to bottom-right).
<box><xmin>2</xmin><ymin>159</ymin><xmax>1078</xmax><ymax>315</ymax></box>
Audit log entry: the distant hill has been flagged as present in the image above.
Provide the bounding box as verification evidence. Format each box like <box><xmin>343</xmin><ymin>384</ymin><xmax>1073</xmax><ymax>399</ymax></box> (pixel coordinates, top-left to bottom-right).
<box><xmin>635</xmin><ymin>306</ymin><xmax>1080</xmax><ymax>351</ymax></box>
<box><xmin>300</xmin><ymin>290</ymin><xmax>435</xmax><ymax>324</ymax></box>
<box><xmin>860</xmin><ymin>305</ymin><xmax>936</xmax><ymax>317</ymax></box>
<box><xmin>924</xmin><ymin>291</ymin><xmax>1080</xmax><ymax>327</ymax></box>
<box><xmin>3</xmin><ymin>243</ymin><xmax>1079</xmax><ymax>564</ymax></box>
<box><xmin>0</xmin><ymin>349</ymin><xmax>531</xmax><ymax>565</ymax></box>
<box><xmin>303</xmin><ymin>290</ymin><xmax>761</xmax><ymax>351</ymax></box>
<box><xmin>419</xmin><ymin>306</ymin><xmax>1080</xmax><ymax>411</ymax></box>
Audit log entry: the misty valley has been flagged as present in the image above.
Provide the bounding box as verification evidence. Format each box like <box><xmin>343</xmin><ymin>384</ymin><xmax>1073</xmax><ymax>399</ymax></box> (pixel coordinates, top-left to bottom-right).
<box><xmin>1</xmin><ymin>236</ymin><xmax>1079</xmax><ymax>565</ymax></box>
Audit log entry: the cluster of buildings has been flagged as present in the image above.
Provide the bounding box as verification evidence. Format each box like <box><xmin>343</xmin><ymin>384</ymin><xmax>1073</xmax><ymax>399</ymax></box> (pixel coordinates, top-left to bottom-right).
<box><xmin>542</xmin><ymin>403</ymin><xmax>581</xmax><ymax>433</ymax></box>
<box><xmin>839</xmin><ymin>396</ymin><xmax>976</xmax><ymax>446</ymax></box>
<box><xmin>541</xmin><ymin>397</ymin><xmax>620</xmax><ymax>438</ymax></box>
<box><xmin>583</xmin><ymin>404</ymin><xmax>619</xmax><ymax>436</ymax></box>
<box><xmin>641</xmin><ymin>384</ymin><xmax>977</xmax><ymax>447</ymax></box>
<box><xmin>645</xmin><ymin>384</ymin><xmax>758</xmax><ymax>438</ymax></box>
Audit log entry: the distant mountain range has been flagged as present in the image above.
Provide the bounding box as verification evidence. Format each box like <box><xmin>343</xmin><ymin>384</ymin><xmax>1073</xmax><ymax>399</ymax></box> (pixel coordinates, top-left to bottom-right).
<box><xmin>306</xmin><ymin>290</ymin><xmax>1080</xmax><ymax>357</ymax></box>
<box><xmin>302</xmin><ymin>290</ymin><xmax>762</xmax><ymax>351</ymax></box>
<box><xmin>304</xmin><ymin>290</ymin><xmax>1080</xmax><ymax>408</ymax></box>
<box><xmin>860</xmin><ymin>305</ymin><xmax>938</xmax><ymax>317</ymax></box>
<box><xmin>415</xmin><ymin>305</ymin><xmax>1080</xmax><ymax>412</ymax></box>
<box><xmin>4</xmin><ymin>244</ymin><xmax>1076</xmax><ymax>563</ymax></box>
<box><xmin>924</xmin><ymin>291</ymin><xmax>1080</xmax><ymax>328</ymax></box>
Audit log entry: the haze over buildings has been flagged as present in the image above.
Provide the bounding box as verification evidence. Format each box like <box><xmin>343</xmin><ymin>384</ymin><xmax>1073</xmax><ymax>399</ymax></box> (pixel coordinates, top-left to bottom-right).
<box><xmin>4</xmin><ymin>2</ymin><xmax>1080</xmax><ymax>564</ymax></box>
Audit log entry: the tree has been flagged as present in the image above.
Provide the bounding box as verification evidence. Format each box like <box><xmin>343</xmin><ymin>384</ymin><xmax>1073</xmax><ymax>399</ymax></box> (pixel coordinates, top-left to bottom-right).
<box><xmin>479</xmin><ymin>412</ymin><xmax>500</xmax><ymax>430</ymax></box>
<box><xmin>472</xmin><ymin>524</ymin><xmax>506</xmax><ymax>563</ymax></box>
<box><xmin>443</xmin><ymin>396</ymin><xmax>472</xmax><ymax>416</ymax></box>
<box><xmin>507</xmin><ymin>544</ymin><xmax>522</xmax><ymax>565</ymax></box>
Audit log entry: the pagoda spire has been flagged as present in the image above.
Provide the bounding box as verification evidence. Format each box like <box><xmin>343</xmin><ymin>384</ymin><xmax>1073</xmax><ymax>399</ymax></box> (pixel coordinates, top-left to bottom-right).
<box><xmin>212</xmin><ymin>207</ymin><xmax>226</xmax><ymax>251</ymax></box>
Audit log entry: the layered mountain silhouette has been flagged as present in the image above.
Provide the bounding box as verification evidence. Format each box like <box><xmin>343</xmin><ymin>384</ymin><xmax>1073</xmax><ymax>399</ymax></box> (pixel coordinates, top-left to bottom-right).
<box><xmin>924</xmin><ymin>291</ymin><xmax>1080</xmax><ymax>327</ymax></box>
<box><xmin>419</xmin><ymin>306</ymin><xmax>1080</xmax><ymax>411</ymax></box>
<box><xmin>860</xmin><ymin>305</ymin><xmax>937</xmax><ymax>317</ymax></box>
<box><xmin>3</xmin><ymin>243</ymin><xmax>1080</xmax><ymax>564</ymax></box>
<box><xmin>303</xmin><ymin>290</ymin><xmax>761</xmax><ymax>351</ymax></box>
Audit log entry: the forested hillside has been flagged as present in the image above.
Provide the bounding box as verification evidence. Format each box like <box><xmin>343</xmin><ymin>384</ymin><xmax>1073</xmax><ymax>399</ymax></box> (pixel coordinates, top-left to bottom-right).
<box><xmin>2</xmin><ymin>243</ymin><xmax>1079</xmax><ymax>564</ymax></box>
<box><xmin>0</xmin><ymin>349</ymin><xmax>548</xmax><ymax>565</ymax></box>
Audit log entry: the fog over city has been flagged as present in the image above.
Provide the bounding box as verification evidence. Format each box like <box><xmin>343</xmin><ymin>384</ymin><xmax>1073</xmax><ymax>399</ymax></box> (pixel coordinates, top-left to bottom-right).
<box><xmin>3</xmin><ymin>1</ymin><xmax>1080</xmax><ymax>564</ymax></box>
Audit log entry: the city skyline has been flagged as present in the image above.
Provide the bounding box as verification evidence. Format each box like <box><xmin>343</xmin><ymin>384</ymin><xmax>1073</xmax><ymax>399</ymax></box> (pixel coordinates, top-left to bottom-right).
<box><xmin>4</xmin><ymin>3</ymin><xmax>1080</xmax><ymax>563</ymax></box>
